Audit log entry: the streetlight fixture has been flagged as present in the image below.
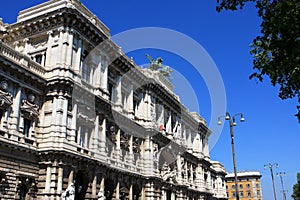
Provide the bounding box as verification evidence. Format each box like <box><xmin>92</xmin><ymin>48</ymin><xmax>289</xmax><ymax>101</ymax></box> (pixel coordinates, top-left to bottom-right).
<box><xmin>277</xmin><ymin>172</ymin><xmax>287</xmax><ymax>200</ymax></box>
<box><xmin>218</xmin><ymin>112</ymin><xmax>245</xmax><ymax>200</ymax></box>
<box><xmin>264</xmin><ymin>163</ymin><xmax>278</xmax><ymax>200</ymax></box>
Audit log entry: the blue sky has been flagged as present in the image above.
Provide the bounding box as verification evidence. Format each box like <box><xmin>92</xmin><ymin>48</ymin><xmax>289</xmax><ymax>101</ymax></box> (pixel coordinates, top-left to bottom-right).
<box><xmin>1</xmin><ymin>0</ymin><xmax>299</xmax><ymax>199</ymax></box>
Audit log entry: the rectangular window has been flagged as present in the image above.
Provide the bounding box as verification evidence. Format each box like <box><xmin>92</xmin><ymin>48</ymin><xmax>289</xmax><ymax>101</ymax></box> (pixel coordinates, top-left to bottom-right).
<box><xmin>108</xmin><ymin>82</ymin><xmax>113</xmax><ymax>101</ymax></box>
<box><xmin>247</xmin><ymin>191</ymin><xmax>251</xmax><ymax>197</ymax></box>
<box><xmin>23</xmin><ymin>118</ymin><xmax>31</xmax><ymax>137</ymax></box>
<box><xmin>246</xmin><ymin>183</ymin><xmax>251</xmax><ymax>188</ymax></box>
<box><xmin>232</xmin><ymin>192</ymin><xmax>236</xmax><ymax>198</ymax></box>
<box><xmin>240</xmin><ymin>192</ymin><xmax>244</xmax><ymax>197</ymax></box>
<box><xmin>35</xmin><ymin>54</ymin><xmax>43</xmax><ymax>64</ymax></box>
<box><xmin>232</xmin><ymin>184</ymin><xmax>236</xmax><ymax>189</ymax></box>
<box><xmin>239</xmin><ymin>184</ymin><xmax>243</xmax><ymax>189</ymax></box>
<box><xmin>257</xmin><ymin>190</ymin><xmax>261</xmax><ymax>195</ymax></box>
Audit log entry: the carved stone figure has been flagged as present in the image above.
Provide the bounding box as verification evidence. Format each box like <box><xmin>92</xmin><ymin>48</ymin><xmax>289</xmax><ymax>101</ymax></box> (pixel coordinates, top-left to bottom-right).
<box><xmin>97</xmin><ymin>191</ymin><xmax>105</xmax><ymax>200</ymax></box>
<box><xmin>160</xmin><ymin>162</ymin><xmax>177</xmax><ymax>183</ymax></box>
<box><xmin>61</xmin><ymin>183</ymin><xmax>75</xmax><ymax>200</ymax></box>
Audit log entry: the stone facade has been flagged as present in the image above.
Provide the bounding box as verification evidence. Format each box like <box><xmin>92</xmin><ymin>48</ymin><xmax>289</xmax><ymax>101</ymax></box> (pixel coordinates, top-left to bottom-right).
<box><xmin>0</xmin><ymin>0</ymin><xmax>227</xmax><ymax>199</ymax></box>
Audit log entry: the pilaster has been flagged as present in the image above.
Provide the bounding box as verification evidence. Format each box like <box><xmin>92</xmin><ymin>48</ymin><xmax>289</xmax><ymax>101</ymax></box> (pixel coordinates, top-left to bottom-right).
<box><xmin>9</xmin><ymin>86</ymin><xmax>21</xmax><ymax>136</ymax></box>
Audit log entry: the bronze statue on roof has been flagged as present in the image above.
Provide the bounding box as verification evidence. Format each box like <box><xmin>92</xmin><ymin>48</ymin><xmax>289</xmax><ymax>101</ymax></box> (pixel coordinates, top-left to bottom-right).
<box><xmin>146</xmin><ymin>54</ymin><xmax>173</xmax><ymax>78</ymax></box>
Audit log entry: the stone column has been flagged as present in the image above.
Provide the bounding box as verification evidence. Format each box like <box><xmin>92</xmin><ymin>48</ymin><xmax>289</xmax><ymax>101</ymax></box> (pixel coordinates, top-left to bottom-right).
<box><xmin>144</xmin><ymin>92</ymin><xmax>150</xmax><ymax>121</ymax></box>
<box><xmin>95</xmin><ymin>61</ymin><xmax>101</xmax><ymax>88</ymax></box>
<box><xmin>127</xmin><ymin>84</ymin><xmax>134</xmax><ymax>119</ymax></box>
<box><xmin>92</xmin><ymin>115</ymin><xmax>99</xmax><ymax>151</ymax></box>
<box><xmin>115</xmin><ymin>128</ymin><xmax>121</xmax><ymax>159</ymax></box>
<box><xmin>61</xmin><ymin>29</ymin><xmax>68</xmax><ymax>66</ymax></box>
<box><xmin>57</xmin><ymin>163</ymin><xmax>64</xmax><ymax>194</ymax></box>
<box><xmin>84</xmin><ymin>127</ymin><xmax>89</xmax><ymax>148</ymax></box>
<box><xmin>143</xmin><ymin>136</ymin><xmax>153</xmax><ymax>175</ymax></box>
<box><xmin>142</xmin><ymin>92</ymin><xmax>149</xmax><ymax>121</ymax></box>
<box><xmin>51</xmin><ymin>96</ymin><xmax>58</xmax><ymax>126</ymax></box>
<box><xmin>101</xmin><ymin>57</ymin><xmax>108</xmax><ymax>93</ymax></box>
<box><xmin>74</xmin><ymin>37</ymin><xmax>82</xmax><ymax>73</ymax></box>
<box><xmin>44</xmin><ymin>164</ymin><xmax>52</xmax><ymax>192</ymax></box>
<box><xmin>51</xmin><ymin>162</ymin><xmax>57</xmax><ymax>193</ymax></box>
<box><xmin>203</xmin><ymin>137</ymin><xmax>209</xmax><ymax>159</ymax></box>
<box><xmin>182</xmin><ymin>124</ymin><xmax>186</xmax><ymax>144</ymax></box>
<box><xmin>9</xmin><ymin>86</ymin><xmax>21</xmax><ymax>134</ymax></box>
<box><xmin>129</xmin><ymin>184</ymin><xmax>133</xmax><ymax>200</ymax></box>
<box><xmin>70</xmin><ymin>103</ymin><xmax>77</xmax><ymax>142</ymax></box>
<box><xmin>161</xmin><ymin>190</ymin><xmax>166</xmax><ymax>200</ymax></box>
<box><xmin>195</xmin><ymin>165</ymin><xmax>201</xmax><ymax>188</ymax></box>
<box><xmin>198</xmin><ymin>135</ymin><xmax>203</xmax><ymax>158</ymax></box>
<box><xmin>100</xmin><ymin>177</ymin><xmax>105</xmax><ymax>193</ymax></box>
<box><xmin>92</xmin><ymin>174</ymin><xmax>97</xmax><ymax>196</ymax></box>
<box><xmin>129</xmin><ymin>135</ymin><xmax>133</xmax><ymax>155</ymax></box>
<box><xmin>114</xmin><ymin>75</ymin><xmax>122</xmax><ymax>112</ymax></box>
<box><xmin>171</xmin><ymin>192</ymin><xmax>176</xmax><ymax>200</ymax></box>
<box><xmin>45</xmin><ymin>31</ymin><xmax>53</xmax><ymax>67</ymax></box>
<box><xmin>41</xmin><ymin>52</ymin><xmax>46</xmax><ymax>66</ymax></box>
<box><xmin>23</xmin><ymin>38</ymin><xmax>30</xmax><ymax>54</ymax></box>
<box><xmin>115</xmin><ymin>181</ymin><xmax>120</xmax><ymax>200</ymax></box>
<box><xmin>68</xmin><ymin>168</ymin><xmax>74</xmax><ymax>186</ymax></box>
<box><xmin>57</xmin><ymin>28</ymin><xmax>65</xmax><ymax>65</ymax></box>
<box><xmin>66</xmin><ymin>29</ymin><xmax>74</xmax><ymax>68</ymax></box>
<box><xmin>77</xmin><ymin>126</ymin><xmax>81</xmax><ymax>146</ymax></box>
<box><xmin>166</xmin><ymin>110</ymin><xmax>172</xmax><ymax>135</ymax></box>
<box><xmin>184</xmin><ymin>162</ymin><xmax>188</xmax><ymax>185</ymax></box>
<box><xmin>190</xmin><ymin>164</ymin><xmax>194</xmax><ymax>185</ymax></box>
<box><xmin>157</xmin><ymin>104</ymin><xmax>164</xmax><ymax>131</ymax></box>
<box><xmin>99</xmin><ymin>118</ymin><xmax>106</xmax><ymax>153</ymax></box>
<box><xmin>61</xmin><ymin>96</ymin><xmax>68</xmax><ymax>138</ymax></box>
<box><xmin>187</xmin><ymin>129</ymin><xmax>192</xmax><ymax>152</ymax></box>
<box><xmin>176</xmin><ymin>155</ymin><xmax>182</xmax><ymax>184</ymax></box>
<box><xmin>2</xmin><ymin>109</ymin><xmax>9</xmax><ymax>136</ymax></box>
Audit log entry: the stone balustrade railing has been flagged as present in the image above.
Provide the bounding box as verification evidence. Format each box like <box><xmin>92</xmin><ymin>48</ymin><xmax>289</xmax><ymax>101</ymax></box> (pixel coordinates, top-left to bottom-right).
<box><xmin>0</xmin><ymin>41</ymin><xmax>46</xmax><ymax>76</ymax></box>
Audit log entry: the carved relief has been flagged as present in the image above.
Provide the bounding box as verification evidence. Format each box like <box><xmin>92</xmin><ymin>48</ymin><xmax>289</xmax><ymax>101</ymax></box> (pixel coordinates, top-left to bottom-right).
<box><xmin>20</xmin><ymin>94</ymin><xmax>39</xmax><ymax>120</ymax></box>
<box><xmin>0</xmin><ymin>81</ymin><xmax>12</xmax><ymax>110</ymax></box>
<box><xmin>160</xmin><ymin>162</ymin><xmax>177</xmax><ymax>183</ymax></box>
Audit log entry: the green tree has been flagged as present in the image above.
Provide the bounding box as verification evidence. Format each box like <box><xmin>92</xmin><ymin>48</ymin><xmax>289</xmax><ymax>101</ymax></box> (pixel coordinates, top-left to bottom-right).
<box><xmin>216</xmin><ymin>0</ymin><xmax>300</xmax><ymax>122</ymax></box>
<box><xmin>292</xmin><ymin>173</ymin><xmax>300</xmax><ymax>200</ymax></box>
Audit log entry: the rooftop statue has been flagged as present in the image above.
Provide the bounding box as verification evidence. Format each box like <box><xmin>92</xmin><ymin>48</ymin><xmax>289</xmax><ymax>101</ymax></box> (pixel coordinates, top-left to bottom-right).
<box><xmin>146</xmin><ymin>54</ymin><xmax>173</xmax><ymax>78</ymax></box>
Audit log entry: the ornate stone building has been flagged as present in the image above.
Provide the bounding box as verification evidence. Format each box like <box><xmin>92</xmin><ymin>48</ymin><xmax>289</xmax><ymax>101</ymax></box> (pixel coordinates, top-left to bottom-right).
<box><xmin>0</xmin><ymin>0</ymin><xmax>227</xmax><ymax>199</ymax></box>
<box><xmin>226</xmin><ymin>171</ymin><xmax>262</xmax><ymax>200</ymax></box>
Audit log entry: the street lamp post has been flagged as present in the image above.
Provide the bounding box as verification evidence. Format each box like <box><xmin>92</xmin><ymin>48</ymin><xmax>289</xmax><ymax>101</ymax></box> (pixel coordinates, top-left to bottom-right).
<box><xmin>277</xmin><ymin>172</ymin><xmax>287</xmax><ymax>200</ymax></box>
<box><xmin>264</xmin><ymin>163</ymin><xmax>278</xmax><ymax>200</ymax></box>
<box><xmin>218</xmin><ymin>112</ymin><xmax>245</xmax><ymax>200</ymax></box>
